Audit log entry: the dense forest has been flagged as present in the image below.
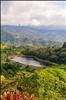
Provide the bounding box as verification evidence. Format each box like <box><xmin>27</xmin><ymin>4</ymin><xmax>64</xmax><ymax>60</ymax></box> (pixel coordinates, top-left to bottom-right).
<box><xmin>1</xmin><ymin>42</ymin><xmax>66</xmax><ymax>100</ymax></box>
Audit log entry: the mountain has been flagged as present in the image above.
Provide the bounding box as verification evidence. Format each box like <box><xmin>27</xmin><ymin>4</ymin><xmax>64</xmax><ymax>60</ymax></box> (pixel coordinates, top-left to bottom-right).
<box><xmin>1</xmin><ymin>25</ymin><xmax>66</xmax><ymax>47</ymax></box>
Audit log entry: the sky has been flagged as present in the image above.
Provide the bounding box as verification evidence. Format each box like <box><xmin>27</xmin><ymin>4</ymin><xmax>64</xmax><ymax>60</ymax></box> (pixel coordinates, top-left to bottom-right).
<box><xmin>1</xmin><ymin>1</ymin><xmax>66</xmax><ymax>27</ymax></box>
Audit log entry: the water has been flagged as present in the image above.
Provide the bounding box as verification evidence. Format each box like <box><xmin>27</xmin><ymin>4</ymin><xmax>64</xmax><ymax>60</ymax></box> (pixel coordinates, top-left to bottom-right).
<box><xmin>10</xmin><ymin>56</ymin><xmax>44</xmax><ymax>67</ymax></box>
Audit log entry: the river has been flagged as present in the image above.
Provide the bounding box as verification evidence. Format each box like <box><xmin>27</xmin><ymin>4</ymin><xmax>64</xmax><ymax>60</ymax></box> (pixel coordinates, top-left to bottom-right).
<box><xmin>10</xmin><ymin>56</ymin><xmax>44</xmax><ymax>67</ymax></box>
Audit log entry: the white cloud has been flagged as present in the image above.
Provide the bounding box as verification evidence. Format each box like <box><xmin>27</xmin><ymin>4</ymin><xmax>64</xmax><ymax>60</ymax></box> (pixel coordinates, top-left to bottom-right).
<box><xmin>32</xmin><ymin>19</ymin><xmax>40</xmax><ymax>26</ymax></box>
<box><xmin>1</xmin><ymin>1</ymin><xmax>66</xmax><ymax>26</ymax></box>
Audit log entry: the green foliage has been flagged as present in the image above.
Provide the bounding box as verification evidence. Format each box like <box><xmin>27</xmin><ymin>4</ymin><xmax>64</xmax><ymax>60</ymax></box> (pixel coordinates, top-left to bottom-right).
<box><xmin>1</xmin><ymin>42</ymin><xmax>66</xmax><ymax>65</ymax></box>
<box><xmin>1</xmin><ymin>62</ymin><xmax>23</xmax><ymax>78</ymax></box>
<box><xmin>1</xmin><ymin>66</ymin><xmax>66</xmax><ymax>99</ymax></box>
<box><xmin>1</xmin><ymin>43</ymin><xmax>66</xmax><ymax>99</ymax></box>
<box><xmin>62</xmin><ymin>42</ymin><xmax>66</xmax><ymax>48</ymax></box>
<box><xmin>23</xmin><ymin>43</ymin><xmax>66</xmax><ymax>65</ymax></box>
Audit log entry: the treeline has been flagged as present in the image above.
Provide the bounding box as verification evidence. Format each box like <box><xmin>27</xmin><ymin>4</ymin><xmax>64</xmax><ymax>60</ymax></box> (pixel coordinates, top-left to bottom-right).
<box><xmin>1</xmin><ymin>42</ymin><xmax>66</xmax><ymax>65</ymax></box>
<box><xmin>22</xmin><ymin>42</ymin><xmax>66</xmax><ymax>65</ymax></box>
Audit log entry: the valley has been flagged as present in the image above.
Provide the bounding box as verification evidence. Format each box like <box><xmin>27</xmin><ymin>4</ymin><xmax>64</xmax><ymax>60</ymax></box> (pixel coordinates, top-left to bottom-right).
<box><xmin>1</xmin><ymin>25</ymin><xmax>65</xmax><ymax>47</ymax></box>
<box><xmin>1</xmin><ymin>1</ymin><xmax>66</xmax><ymax>99</ymax></box>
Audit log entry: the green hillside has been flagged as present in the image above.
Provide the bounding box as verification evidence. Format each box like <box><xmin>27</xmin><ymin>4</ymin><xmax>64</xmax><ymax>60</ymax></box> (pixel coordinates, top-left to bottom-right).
<box><xmin>1</xmin><ymin>25</ymin><xmax>65</xmax><ymax>47</ymax></box>
<box><xmin>1</xmin><ymin>43</ymin><xmax>66</xmax><ymax>100</ymax></box>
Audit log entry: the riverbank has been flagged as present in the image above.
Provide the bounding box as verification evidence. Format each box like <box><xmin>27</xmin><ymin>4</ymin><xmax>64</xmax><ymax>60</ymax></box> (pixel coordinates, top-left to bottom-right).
<box><xmin>23</xmin><ymin>55</ymin><xmax>58</xmax><ymax>66</ymax></box>
<box><xmin>8</xmin><ymin>54</ymin><xmax>58</xmax><ymax>67</ymax></box>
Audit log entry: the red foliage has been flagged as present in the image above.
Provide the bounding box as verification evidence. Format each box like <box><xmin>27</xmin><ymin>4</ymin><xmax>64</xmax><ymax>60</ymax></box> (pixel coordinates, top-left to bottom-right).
<box><xmin>1</xmin><ymin>90</ymin><xmax>34</xmax><ymax>100</ymax></box>
<box><xmin>23</xmin><ymin>95</ymin><xmax>26</xmax><ymax>100</ymax></box>
<box><xmin>14</xmin><ymin>90</ymin><xmax>23</xmax><ymax>100</ymax></box>
<box><xmin>29</xmin><ymin>96</ymin><xmax>33</xmax><ymax>100</ymax></box>
<box><xmin>7</xmin><ymin>91</ymin><xmax>13</xmax><ymax>100</ymax></box>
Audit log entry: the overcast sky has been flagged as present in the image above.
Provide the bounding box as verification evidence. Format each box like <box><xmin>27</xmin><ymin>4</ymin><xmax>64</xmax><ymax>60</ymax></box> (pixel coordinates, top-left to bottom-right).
<box><xmin>1</xmin><ymin>1</ymin><xmax>66</xmax><ymax>26</ymax></box>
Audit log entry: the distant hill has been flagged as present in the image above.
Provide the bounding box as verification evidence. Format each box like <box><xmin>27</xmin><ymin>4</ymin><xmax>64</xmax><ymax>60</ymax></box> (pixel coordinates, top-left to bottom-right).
<box><xmin>1</xmin><ymin>25</ymin><xmax>66</xmax><ymax>47</ymax></box>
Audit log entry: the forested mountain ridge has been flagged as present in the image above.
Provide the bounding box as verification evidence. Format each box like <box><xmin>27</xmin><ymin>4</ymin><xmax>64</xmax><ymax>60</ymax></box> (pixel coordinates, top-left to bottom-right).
<box><xmin>1</xmin><ymin>25</ymin><xmax>66</xmax><ymax>47</ymax></box>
